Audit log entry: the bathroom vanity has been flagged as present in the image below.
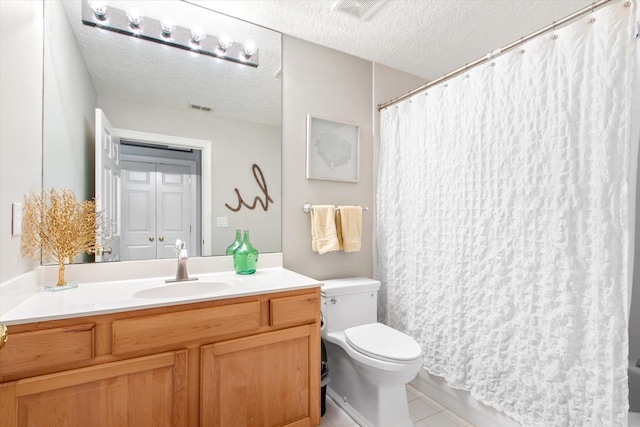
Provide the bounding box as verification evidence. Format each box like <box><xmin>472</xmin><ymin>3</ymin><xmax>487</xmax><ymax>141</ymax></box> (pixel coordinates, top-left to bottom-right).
<box><xmin>0</xmin><ymin>268</ymin><xmax>321</xmax><ymax>427</ymax></box>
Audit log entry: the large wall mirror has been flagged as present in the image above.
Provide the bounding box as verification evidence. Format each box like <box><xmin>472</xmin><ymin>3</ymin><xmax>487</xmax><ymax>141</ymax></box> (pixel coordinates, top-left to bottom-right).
<box><xmin>43</xmin><ymin>0</ymin><xmax>282</xmax><ymax>263</ymax></box>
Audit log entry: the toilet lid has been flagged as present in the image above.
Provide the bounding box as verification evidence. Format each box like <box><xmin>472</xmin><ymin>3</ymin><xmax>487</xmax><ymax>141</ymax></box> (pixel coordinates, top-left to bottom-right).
<box><xmin>344</xmin><ymin>323</ymin><xmax>422</xmax><ymax>362</ymax></box>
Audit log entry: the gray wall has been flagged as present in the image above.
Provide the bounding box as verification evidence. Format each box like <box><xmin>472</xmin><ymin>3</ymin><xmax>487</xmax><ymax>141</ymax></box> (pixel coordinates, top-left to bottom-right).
<box><xmin>281</xmin><ymin>37</ymin><xmax>427</xmax><ymax>280</ymax></box>
<box><xmin>42</xmin><ymin>0</ymin><xmax>96</xmax><ymax>201</ymax></box>
<box><xmin>282</xmin><ymin>36</ymin><xmax>374</xmax><ymax>280</ymax></box>
<box><xmin>0</xmin><ymin>1</ymin><xmax>43</xmax><ymax>283</ymax></box>
<box><xmin>97</xmin><ymin>97</ymin><xmax>282</xmax><ymax>256</ymax></box>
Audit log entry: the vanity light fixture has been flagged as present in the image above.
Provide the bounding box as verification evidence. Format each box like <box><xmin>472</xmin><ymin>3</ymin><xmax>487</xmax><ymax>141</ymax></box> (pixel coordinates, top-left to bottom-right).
<box><xmin>242</xmin><ymin>40</ymin><xmax>257</xmax><ymax>59</ymax></box>
<box><xmin>126</xmin><ymin>8</ymin><xmax>143</xmax><ymax>29</ymax></box>
<box><xmin>88</xmin><ymin>0</ymin><xmax>107</xmax><ymax>20</ymax></box>
<box><xmin>217</xmin><ymin>33</ymin><xmax>233</xmax><ymax>53</ymax></box>
<box><xmin>81</xmin><ymin>1</ymin><xmax>259</xmax><ymax>67</ymax></box>
<box><xmin>160</xmin><ymin>17</ymin><xmax>175</xmax><ymax>38</ymax></box>
<box><xmin>191</xmin><ymin>26</ymin><xmax>206</xmax><ymax>46</ymax></box>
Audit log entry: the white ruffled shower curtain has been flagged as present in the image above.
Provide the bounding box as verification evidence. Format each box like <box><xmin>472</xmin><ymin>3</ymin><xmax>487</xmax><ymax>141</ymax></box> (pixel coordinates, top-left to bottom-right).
<box><xmin>377</xmin><ymin>3</ymin><xmax>635</xmax><ymax>426</ymax></box>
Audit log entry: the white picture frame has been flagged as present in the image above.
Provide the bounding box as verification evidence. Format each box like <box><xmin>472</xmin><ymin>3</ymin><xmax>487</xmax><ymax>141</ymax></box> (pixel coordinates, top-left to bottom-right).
<box><xmin>306</xmin><ymin>115</ymin><xmax>360</xmax><ymax>182</ymax></box>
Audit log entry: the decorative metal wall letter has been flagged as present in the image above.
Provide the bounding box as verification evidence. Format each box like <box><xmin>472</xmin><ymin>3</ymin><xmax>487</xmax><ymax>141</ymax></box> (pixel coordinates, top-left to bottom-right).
<box><xmin>225</xmin><ymin>164</ymin><xmax>273</xmax><ymax>212</ymax></box>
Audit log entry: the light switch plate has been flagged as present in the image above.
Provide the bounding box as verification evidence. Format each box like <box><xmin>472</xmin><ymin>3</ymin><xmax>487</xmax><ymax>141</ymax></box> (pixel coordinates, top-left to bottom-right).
<box><xmin>216</xmin><ymin>216</ymin><xmax>228</xmax><ymax>227</ymax></box>
<box><xmin>12</xmin><ymin>202</ymin><xmax>22</xmax><ymax>236</ymax></box>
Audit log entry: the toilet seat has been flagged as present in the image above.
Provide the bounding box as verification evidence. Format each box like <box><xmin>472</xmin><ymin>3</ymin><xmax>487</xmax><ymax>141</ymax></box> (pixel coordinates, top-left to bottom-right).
<box><xmin>344</xmin><ymin>323</ymin><xmax>422</xmax><ymax>363</ymax></box>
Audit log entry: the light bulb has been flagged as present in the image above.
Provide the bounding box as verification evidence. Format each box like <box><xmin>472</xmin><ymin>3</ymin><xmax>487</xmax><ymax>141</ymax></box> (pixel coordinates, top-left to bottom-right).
<box><xmin>126</xmin><ymin>8</ymin><xmax>143</xmax><ymax>28</ymax></box>
<box><xmin>217</xmin><ymin>33</ymin><xmax>233</xmax><ymax>52</ymax></box>
<box><xmin>242</xmin><ymin>40</ymin><xmax>257</xmax><ymax>59</ymax></box>
<box><xmin>160</xmin><ymin>17</ymin><xmax>175</xmax><ymax>37</ymax></box>
<box><xmin>88</xmin><ymin>0</ymin><xmax>107</xmax><ymax>19</ymax></box>
<box><xmin>191</xmin><ymin>26</ymin><xmax>206</xmax><ymax>45</ymax></box>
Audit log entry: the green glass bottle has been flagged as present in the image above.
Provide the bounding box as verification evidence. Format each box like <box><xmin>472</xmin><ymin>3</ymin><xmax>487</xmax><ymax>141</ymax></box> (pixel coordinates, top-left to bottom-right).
<box><xmin>233</xmin><ymin>230</ymin><xmax>258</xmax><ymax>275</ymax></box>
<box><xmin>226</xmin><ymin>230</ymin><xmax>242</xmax><ymax>255</ymax></box>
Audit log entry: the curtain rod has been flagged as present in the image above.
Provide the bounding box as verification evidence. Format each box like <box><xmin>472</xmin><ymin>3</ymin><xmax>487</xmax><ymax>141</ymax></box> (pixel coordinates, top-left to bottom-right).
<box><xmin>378</xmin><ymin>0</ymin><xmax>619</xmax><ymax>111</ymax></box>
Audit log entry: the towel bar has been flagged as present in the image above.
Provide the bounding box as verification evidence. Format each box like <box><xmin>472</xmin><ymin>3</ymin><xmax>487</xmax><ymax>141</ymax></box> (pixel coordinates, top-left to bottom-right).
<box><xmin>302</xmin><ymin>203</ymin><xmax>369</xmax><ymax>213</ymax></box>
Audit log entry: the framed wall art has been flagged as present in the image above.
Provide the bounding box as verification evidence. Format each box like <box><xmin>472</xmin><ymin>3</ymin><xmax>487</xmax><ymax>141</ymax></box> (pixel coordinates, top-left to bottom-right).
<box><xmin>306</xmin><ymin>115</ymin><xmax>359</xmax><ymax>182</ymax></box>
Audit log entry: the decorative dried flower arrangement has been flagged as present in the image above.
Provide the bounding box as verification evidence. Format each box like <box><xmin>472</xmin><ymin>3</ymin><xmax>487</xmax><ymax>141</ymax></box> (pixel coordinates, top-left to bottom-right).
<box><xmin>21</xmin><ymin>188</ymin><xmax>112</xmax><ymax>288</ymax></box>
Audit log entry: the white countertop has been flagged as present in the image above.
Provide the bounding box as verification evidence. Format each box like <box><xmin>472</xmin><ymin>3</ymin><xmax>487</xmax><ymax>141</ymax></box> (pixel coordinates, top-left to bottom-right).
<box><xmin>0</xmin><ymin>268</ymin><xmax>322</xmax><ymax>326</ymax></box>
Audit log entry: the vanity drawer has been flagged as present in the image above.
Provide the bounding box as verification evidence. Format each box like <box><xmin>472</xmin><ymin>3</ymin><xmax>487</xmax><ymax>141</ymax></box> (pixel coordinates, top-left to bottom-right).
<box><xmin>112</xmin><ymin>301</ymin><xmax>261</xmax><ymax>355</ymax></box>
<box><xmin>0</xmin><ymin>324</ymin><xmax>95</xmax><ymax>376</ymax></box>
<box><xmin>270</xmin><ymin>293</ymin><xmax>320</xmax><ymax>327</ymax></box>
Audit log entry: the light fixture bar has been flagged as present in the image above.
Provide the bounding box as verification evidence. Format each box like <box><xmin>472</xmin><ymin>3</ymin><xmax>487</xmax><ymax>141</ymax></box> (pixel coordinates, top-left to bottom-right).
<box><xmin>81</xmin><ymin>1</ymin><xmax>259</xmax><ymax>67</ymax></box>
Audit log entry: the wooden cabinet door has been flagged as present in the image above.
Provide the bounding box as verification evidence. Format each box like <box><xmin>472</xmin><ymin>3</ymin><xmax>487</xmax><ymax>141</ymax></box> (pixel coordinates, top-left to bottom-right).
<box><xmin>201</xmin><ymin>325</ymin><xmax>320</xmax><ymax>427</ymax></box>
<box><xmin>0</xmin><ymin>350</ymin><xmax>187</xmax><ymax>427</ymax></box>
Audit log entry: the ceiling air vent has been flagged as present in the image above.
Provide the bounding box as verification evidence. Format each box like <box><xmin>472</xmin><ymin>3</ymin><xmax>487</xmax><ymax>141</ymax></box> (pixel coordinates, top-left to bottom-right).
<box><xmin>189</xmin><ymin>103</ymin><xmax>213</xmax><ymax>112</ymax></box>
<box><xmin>331</xmin><ymin>0</ymin><xmax>387</xmax><ymax>20</ymax></box>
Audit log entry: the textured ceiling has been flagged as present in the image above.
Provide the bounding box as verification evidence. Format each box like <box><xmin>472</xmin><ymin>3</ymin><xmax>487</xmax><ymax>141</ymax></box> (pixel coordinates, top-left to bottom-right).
<box><xmin>65</xmin><ymin>0</ymin><xmax>596</xmax><ymax>126</ymax></box>
<box><xmin>189</xmin><ymin>0</ymin><xmax>595</xmax><ymax>80</ymax></box>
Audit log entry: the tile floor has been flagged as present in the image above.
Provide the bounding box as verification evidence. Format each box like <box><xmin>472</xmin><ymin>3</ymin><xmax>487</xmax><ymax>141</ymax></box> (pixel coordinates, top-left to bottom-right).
<box><xmin>320</xmin><ymin>384</ymin><xmax>474</xmax><ymax>427</ymax></box>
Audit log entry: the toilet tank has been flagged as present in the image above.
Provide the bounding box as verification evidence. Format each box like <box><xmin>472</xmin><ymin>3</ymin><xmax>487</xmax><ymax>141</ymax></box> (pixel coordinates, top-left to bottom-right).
<box><xmin>321</xmin><ymin>277</ymin><xmax>381</xmax><ymax>333</ymax></box>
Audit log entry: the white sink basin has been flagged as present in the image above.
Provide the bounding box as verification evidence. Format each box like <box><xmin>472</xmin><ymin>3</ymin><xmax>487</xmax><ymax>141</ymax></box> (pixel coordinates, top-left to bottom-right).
<box><xmin>132</xmin><ymin>280</ymin><xmax>233</xmax><ymax>299</ymax></box>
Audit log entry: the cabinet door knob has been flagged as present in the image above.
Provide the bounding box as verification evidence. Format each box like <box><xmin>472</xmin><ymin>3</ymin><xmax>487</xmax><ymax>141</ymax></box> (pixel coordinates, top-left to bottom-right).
<box><xmin>159</xmin><ymin>236</ymin><xmax>164</xmax><ymax>242</ymax></box>
<box><xmin>149</xmin><ymin>236</ymin><xmax>155</xmax><ymax>242</ymax></box>
<box><xmin>0</xmin><ymin>324</ymin><xmax>7</xmax><ymax>350</ymax></box>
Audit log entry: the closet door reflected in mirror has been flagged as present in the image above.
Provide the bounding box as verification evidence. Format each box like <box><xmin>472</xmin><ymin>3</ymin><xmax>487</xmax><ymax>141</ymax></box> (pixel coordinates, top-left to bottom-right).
<box><xmin>120</xmin><ymin>156</ymin><xmax>198</xmax><ymax>261</ymax></box>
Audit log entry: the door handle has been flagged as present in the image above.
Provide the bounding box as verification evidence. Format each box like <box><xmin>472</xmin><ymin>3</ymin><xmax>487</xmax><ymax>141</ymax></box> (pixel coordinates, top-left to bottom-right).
<box><xmin>159</xmin><ymin>236</ymin><xmax>164</xmax><ymax>242</ymax></box>
<box><xmin>92</xmin><ymin>246</ymin><xmax>112</xmax><ymax>256</ymax></box>
<box><xmin>149</xmin><ymin>236</ymin><xmax>155</xmax><ymax>242</ymax></box>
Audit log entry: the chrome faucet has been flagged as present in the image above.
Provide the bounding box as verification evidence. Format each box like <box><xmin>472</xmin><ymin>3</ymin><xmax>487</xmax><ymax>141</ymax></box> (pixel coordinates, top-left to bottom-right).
<box><xmin>166</xmin><ymin>239</ymin><xmax>198</xmax><ymax>283</ymax></box>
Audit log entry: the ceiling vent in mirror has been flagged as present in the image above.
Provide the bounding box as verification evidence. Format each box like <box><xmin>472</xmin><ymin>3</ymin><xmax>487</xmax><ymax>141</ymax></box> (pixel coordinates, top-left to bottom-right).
<box><xmin>189</xmin><ymin>103</ymin><xmax>214</xmax><ymax>112</ymax></box>
<box><xmin>331</xmin><ymin>0</ymin><xmax>387</xmax><ymax>20</ymax></box>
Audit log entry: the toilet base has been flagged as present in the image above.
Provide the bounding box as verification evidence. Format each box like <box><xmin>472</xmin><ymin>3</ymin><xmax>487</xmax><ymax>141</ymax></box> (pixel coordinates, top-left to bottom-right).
<box><xmin>326</xmin><ymin>386</ymin><xmax>413</xmax><ymax>427</ymax></box>
<box><xmin>324</xmin><ymin>340</ymin><xmax>416</xmax><ymax>427</ymax></box>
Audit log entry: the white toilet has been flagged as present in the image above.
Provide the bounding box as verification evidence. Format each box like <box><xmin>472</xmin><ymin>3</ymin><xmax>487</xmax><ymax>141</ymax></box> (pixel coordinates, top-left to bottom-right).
<box><xmin>321</xmin><ymin>277</ymin><xmax>423</xmax><ymax>427</ymax></box>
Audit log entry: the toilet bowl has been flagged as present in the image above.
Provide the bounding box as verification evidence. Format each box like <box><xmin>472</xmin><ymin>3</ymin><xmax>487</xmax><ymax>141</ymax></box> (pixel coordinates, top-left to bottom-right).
<box><xmin>321</xmin><ymin>278</ymin><xmax>423</xmax><ymax>427</ymax></box>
